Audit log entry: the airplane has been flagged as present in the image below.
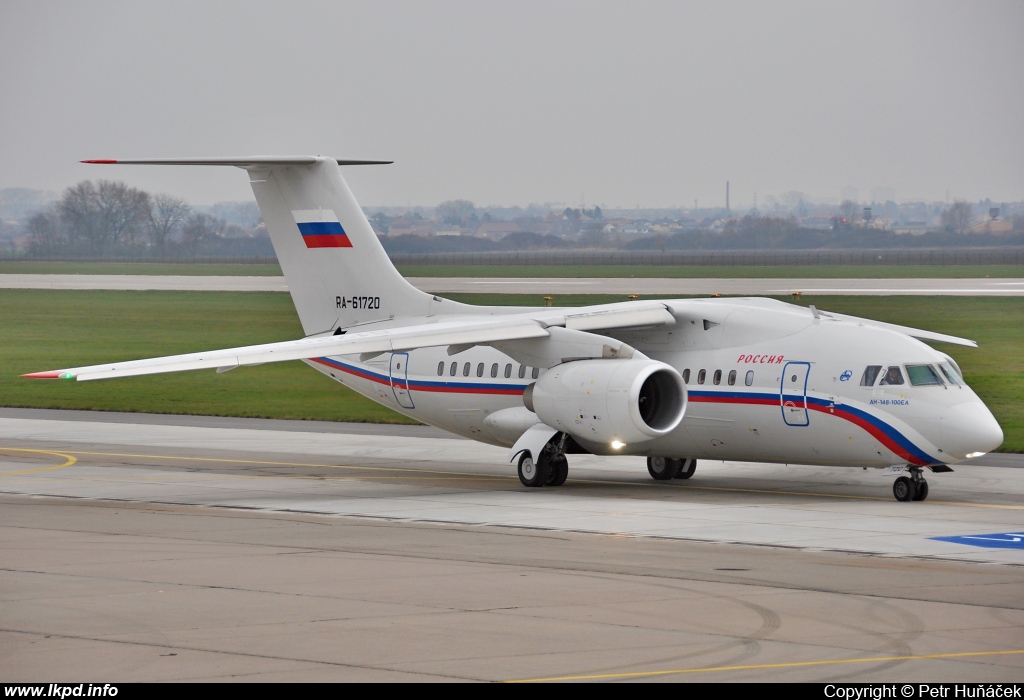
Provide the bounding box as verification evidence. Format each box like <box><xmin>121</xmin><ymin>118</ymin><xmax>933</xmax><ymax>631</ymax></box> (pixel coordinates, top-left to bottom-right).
<box><xmin>23</xmin><ymin>156</ymin><xmax>1004</xmax><ymax>502</ymax></box>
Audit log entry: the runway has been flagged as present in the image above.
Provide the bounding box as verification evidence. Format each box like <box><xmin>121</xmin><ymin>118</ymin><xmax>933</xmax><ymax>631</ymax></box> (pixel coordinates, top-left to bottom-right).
<box><xmin>1</xmin><ymin>409</ymin><xmax>1022</xmax><ymax>681</ymax></box>
<box><xmin>1</xmin><ymin>273</ymin><xmax>1022</xmax><ymax>295</ymax></box>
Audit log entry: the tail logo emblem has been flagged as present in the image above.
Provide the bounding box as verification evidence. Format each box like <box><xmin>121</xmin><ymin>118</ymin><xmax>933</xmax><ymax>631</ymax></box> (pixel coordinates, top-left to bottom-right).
<box><xmin>292</xmin><ymin>209</ymin><xmax>352</xmax><ymax>248</ymax></box>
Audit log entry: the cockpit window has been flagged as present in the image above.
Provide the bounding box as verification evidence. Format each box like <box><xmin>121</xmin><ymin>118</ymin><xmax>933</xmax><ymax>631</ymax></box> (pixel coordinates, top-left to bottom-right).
<box><xmin>879</xmin><ymin>366</ymin><xmax>904</xmax><ymax>386</ymax></box>
<box><xmin>860</xmin><ymin>365</ymin><xmax>882</xmax><ymax>386</ymax></box>
<box><xmin>939</xmin><ymin>362</ymin><xmax>962</xmax><ymax>385</ymax></box>
<box><xmin>906</xmin><ymin>364</ymin><xmax>943</xmax><ymax>386</ymax></box>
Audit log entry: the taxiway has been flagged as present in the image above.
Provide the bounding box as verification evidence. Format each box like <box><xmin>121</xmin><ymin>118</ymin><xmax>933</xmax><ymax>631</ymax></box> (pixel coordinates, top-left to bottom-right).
<box><xmin>1</xmin><ymin>409</ymin><xmax>1022</xmax><ymax>681</ymax></box>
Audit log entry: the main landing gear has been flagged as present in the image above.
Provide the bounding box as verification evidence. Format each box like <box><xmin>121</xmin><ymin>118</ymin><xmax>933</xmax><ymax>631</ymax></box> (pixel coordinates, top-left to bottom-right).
<box><xmin>647</xmin><ymin>456</ymin><xmax>697</xmax><ymax>481</ymax></box>
<box><xmin>517</xmin><ymin>434</ymin><xmax>569</xmax><ymax>487</ymax></box>
<box><xmin>893</xmin><ymin>467</ymin><xmax>929</xmax><ymax>502</ymax></box>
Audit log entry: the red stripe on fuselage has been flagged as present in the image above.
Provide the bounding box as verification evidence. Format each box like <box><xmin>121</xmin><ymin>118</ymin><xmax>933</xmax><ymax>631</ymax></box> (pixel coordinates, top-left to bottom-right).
<box><xmin>310</xmin><ymin>358</ymin><xmax>525</xmax><ymax>395</ymax></box>
<box><xmin>691</xmin><ymin>391</ymin><xmax>931</xmax><ymax>467</ymax></box>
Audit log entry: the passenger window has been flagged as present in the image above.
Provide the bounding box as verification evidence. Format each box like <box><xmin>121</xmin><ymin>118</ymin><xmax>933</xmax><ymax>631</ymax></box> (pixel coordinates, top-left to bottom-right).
<box><xmin>728</xmin><ymin>370</ymin><xmax>736</xmax><ymax>386</ymax></box>
<box><xmin>476</xmin><ymin>362</ymin><xmax>484</xmax><ymax>377</ymax></box>
<box><xmin>437</xmin><ymin>361</ymin><xmax>444</xmax><ymax>376</ymax></box>
<box><xmin>491</xmin><ymin>363</ymin><xmax>499</xmax><ymax>378</ymax></box>
<box><xmin>532</xmin><ymin>367</ymin><xmax>540</xmax><ymax>379</ymax></box>
<box><xmin>682</xmin><ymin>369</ymin><xmax>690</xmax><ymax>383</ymax></box>
<box><xmin>907</xmin><ymin>364</ymin><xmax>943</xmax><ymax>386</ymax></box>
<box><xmin>713</xmin><ymin>369</ymin><xmax>722</xmax><ymax>385</ymax></box>
<box><xmin>450</xmin><ymin>361</ymin><xmax>457</xmax><ymax>377</ymax></box>
<box><xmin>518</xmin><ymin>365</ymin><xmax>526</xmax><ymax>379</ymax></box>
<box><xmin>697</xmin><ymin>369</ymin><xmax>706</xmax><ymax>385</ymax></box>
<box><xmin>860</xmin><ymin>365</ymin><xmax>882</xmax><ymax>386</ymax></box>
<box><xmin>879</xmin><ymin>366</ymin><xmax>904</xmax><ymax>386</ymax></box>
<box><xmin>463</xmin><ymin>362</ymin><xmax>471</xmax><ymax>377</ymax></box>
<box><xmin>504</xmin><ymin>363</ymin><xmax>512</xmax><ymax>378</ymax></box>
<box><xmin>745</xmin><ymin>370</ymin><xmax>754</xmax><ymax>386</ymax></box>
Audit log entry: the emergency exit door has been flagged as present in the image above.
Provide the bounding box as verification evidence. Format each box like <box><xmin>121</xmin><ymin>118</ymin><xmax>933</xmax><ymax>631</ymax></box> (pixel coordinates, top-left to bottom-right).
<box><xmin>390</xmin><ymin>352</ymin><xmax>415</xmax><ymax>409</ymax></box>
<box><xmin>780</xmin><ymin>361</ymin><xmax>810</xmax><ymax>426</ymax></box>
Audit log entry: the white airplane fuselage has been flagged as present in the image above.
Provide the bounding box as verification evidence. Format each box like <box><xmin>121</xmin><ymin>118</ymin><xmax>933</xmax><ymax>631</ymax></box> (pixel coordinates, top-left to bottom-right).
<box><xmin>40</xmin><ymin>156</ymin><xmax>1003</xmax><ymax>499</ymax></box>
<box><xmin>304</xmin><ymin>297</ymin><xmax>1002</xmax><ymax>469</ymax></box>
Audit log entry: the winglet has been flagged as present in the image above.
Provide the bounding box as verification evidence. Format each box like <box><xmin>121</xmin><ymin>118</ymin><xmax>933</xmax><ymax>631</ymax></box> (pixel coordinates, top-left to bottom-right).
<box><xmin>21</xmin><ymin>371</ymin><xmax>75</xmax><ymax>380</ymax></box>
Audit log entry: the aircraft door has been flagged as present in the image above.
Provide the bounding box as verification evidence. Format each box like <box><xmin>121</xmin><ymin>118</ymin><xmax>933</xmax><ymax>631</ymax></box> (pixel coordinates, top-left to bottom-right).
<box><xmin>389</xmin><ymin>352</ymin><xmax>415</xmax><ymax>409</ymax></box>
<box><xmin>780</xmin><ymin>361</ymin><xmax>810</xmax><ymax>427</ymax></box>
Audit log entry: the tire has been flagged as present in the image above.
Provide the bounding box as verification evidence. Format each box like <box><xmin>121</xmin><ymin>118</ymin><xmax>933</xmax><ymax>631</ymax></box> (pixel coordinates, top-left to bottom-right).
<box><xmin>518</xmin><ymin>452</ymin><xmax>547</xmax><ymax>487</ymax></box>
<box><xmin>912</xmin><ymin>480</ymin><xmax>929</xmax><ymax>501</ymax></box>
<box><xmin>647</xmin><ymin>456</ymin><xmax>680</xmax><ymax>481</ymax></box>
<box><xmin>893</xmin><ymin>476</ymin><xmax>916</xmax><ymax>502</ymax></box>
<box><xmin>675</xmin><ymin>458</ymin><xmax>697</xmax><ymax>480</ymax></box>
<box><xmin>548</xmin><ymin>455</ymin><xmax>569</xmax><ymax>486</ymax></box>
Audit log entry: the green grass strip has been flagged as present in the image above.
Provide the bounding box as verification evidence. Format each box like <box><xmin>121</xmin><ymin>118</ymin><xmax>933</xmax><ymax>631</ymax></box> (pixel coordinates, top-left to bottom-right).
<box><xmin>1</xmin><ymin>289</ymin><xmax>1020</xmax><ymax>451</ymax></box>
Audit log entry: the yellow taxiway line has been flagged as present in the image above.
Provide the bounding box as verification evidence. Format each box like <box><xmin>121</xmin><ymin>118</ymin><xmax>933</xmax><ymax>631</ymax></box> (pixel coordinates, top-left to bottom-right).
<box><xmin>0</xmin><ymin>448</ymin><xmax>77</xmax><ymax>476</ymax></box>
<box><xmin>506</xmin><ymin>648</ymin><xmax>1024</xmax><ymax>682</ymax></box>
<box><xmin>3</xmin><ymin>446</ymin><xmax>1022</xmax><ymax>510</ymax></box>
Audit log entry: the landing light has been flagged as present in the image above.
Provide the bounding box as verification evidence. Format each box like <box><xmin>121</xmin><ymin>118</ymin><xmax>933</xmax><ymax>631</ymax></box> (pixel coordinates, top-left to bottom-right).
<box><xmin>965</xmin><ymin>452</ymin><xmax>987</xmax><ymax>459</ymax></box>
<box><xmin>611</xmin><ymin>440</ymin><xmax>625</xmax><ymax>450</ymax></box>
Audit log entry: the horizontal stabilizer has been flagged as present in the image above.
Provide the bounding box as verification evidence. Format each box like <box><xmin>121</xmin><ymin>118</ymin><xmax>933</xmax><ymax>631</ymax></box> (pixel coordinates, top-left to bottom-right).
<box><xmin>82</xmin><ymin>157</ymin><xmax>392</xmax><ymax>167</ymax></box>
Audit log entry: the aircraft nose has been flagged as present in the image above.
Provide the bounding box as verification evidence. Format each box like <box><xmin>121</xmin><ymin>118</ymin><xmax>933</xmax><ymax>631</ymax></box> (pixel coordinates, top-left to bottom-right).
<box><xmin>939</xmin><ymin>402</ymin><xmax>1004</xmax><ymax>459</ymax></box>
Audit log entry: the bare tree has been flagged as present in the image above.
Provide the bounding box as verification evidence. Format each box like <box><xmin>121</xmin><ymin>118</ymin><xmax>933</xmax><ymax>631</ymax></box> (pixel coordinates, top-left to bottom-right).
<box><xmin>148</xmin><ymin>194</ymin><xmax>190</xmax><ymax>252</ymax></box>
<box><xmin>436</xmin><ymin>199</ymin><xmax>476</xmax><ymax>226</ymax></box>
<box><xmin>941</xmin><ymin>200</ymin><xmax>974</xmax><ymax>234</ymax></box>
<box><xmin>58</xmin><ymin>180</ymin><xmax>150</xmax><ymax>254</ymax></box>
<box><xmin>181</xmin><ymin>212</ymin><xmax>225</xmax><ymax>253</ymax></box>
<box><xmin>838</xmin><ymin>200</ymin><xmax>860</xmax><ymax>225</ymax></box>
<box><xmin>25</xmin><ymin>207</ymin><xmax>64</xmax><ymax>256</ymax></box>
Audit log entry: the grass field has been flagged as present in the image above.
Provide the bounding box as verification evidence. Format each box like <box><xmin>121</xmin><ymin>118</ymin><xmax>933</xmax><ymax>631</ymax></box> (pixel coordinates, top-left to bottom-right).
<box><xmin>1</xmin><ymin>289</ymin><xmax>1020</xmax><ymax>450</ymax></box>
<box><xmin>0</xmin><ymin>261</ymin><xmax>283</xmax><ymax>276</ymax></box>
<box><xmin>0</xmin><ymin>260</ymin><xmax>1021</xmax><ymax>279</ymax></box>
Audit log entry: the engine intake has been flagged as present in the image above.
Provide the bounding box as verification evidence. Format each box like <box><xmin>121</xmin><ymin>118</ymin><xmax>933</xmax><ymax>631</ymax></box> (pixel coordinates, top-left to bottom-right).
<box><xmin>525</xmin><ymin>359</ymin><xmax>686</xmax><ymax>447</ymax></box>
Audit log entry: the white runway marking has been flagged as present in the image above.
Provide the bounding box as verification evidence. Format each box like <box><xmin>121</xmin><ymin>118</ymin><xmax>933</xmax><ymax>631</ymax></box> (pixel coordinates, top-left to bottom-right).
<box><xmin>1</xmin><ymin>415</ymin><xmax>1021</xmax><ymax>566</ymax></box>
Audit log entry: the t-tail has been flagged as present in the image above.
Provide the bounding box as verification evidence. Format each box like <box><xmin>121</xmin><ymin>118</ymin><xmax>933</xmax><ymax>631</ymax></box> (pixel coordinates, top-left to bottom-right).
<box><xmin>82</xmin><ymin>156</ymin><xmax>434</xmax><ymax>335</ymax></box>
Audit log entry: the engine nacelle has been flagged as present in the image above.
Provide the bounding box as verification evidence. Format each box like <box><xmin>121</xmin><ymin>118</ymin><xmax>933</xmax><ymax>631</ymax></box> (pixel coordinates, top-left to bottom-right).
<box><xmin>524</xmin><ymin>359</ymin><xmax>687</xmax><ymax>448</ymax></box>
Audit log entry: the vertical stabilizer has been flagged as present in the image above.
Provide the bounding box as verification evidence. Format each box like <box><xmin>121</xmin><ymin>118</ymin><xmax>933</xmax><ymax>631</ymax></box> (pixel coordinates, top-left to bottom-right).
<box><xmin>247</xmin><ymin>158</ymin><xmax>432</xmax><ymax>335</ymax></box>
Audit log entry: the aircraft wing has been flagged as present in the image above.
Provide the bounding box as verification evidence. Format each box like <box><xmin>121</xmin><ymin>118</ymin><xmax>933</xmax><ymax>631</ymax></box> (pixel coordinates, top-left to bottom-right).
<box><xmin>23</xmin><ymin>301</ymin><xmax>675</xmax><ymax>382</ymax></box>
<box><xmin>820</xmin><ymin>310</ymin><xmax>978</xmax><ymax>348</ymax></box>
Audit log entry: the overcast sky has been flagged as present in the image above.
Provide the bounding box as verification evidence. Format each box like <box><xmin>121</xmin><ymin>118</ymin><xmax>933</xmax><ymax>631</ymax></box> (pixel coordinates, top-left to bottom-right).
<box><xmin>2</xmin><ymin>1</ymin><xmax>1022</xmax><ymax>208</ymax></box>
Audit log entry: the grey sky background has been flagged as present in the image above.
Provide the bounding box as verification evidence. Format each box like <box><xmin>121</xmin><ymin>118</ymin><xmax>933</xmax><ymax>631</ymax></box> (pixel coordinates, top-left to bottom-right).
<box><xmin>2</xmin><ymin>1</ymin><xmax>1021</xmax><ymax>208</ymax></box>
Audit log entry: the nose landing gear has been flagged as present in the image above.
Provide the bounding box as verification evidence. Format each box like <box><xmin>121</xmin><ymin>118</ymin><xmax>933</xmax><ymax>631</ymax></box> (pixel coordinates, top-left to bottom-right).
<box><xmin>893</xmin><ymin>467</ymin><xmax>929</xmax><ymax>502</ymax></box>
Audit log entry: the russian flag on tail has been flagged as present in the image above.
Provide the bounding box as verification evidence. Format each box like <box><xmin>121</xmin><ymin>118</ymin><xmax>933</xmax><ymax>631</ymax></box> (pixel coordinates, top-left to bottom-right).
<box><xmin>292</xmin><ymin>209</ymin><xmax>352</xmax><ymax>248</ymax></box>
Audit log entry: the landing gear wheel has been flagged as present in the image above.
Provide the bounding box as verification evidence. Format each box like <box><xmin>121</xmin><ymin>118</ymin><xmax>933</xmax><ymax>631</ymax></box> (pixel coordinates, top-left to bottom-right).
<box><xmin>912</xmin><ymin>479</ymin><xmax>929</xmax><ymax>501</ymax></box>
<box><xmin>647</xmin><ymin>456</ymin><xmax>680</xmax><ymax>481</ymax></box>
<box><xmin>547</xmin><ymin>455</ymin><xmax>569</xmax><ymax>486</ymax></box>
<box><xmin>518</xmin><ymin>452</ymin><xmax>548</xmax><ymax>487</ymax></box>
<box><xmin>675</xmin><ymin>458</ymin><xmax>697</xmax><ymax>480</ymax></box>
<box><xmin>893</xmin><ymin>476</ymin><xmax>917</xmax><ymax>502</ymax></box>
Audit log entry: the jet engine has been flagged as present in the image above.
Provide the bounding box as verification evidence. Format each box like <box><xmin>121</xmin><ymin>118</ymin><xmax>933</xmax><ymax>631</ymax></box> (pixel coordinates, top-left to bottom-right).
<box><xmin>523</xmin><ymin>359</ymin><xmax>687</xmax><ymax>448</ymax></box>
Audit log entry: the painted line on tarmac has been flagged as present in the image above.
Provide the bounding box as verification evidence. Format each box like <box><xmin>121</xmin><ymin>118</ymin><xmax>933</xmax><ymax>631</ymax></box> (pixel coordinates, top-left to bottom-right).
<box><xmin>11</xmin><ymin>447</ymin><xmax>1024</xmax><ymax>511</ymax></box>
<box><xmin>505</xmin><ymin>647</ymin><xmax>1024</xmax><ymax>682</ymax></box>
<box><xmin>0</xmin><ymin>448</ymin><xmax>78</xmax><ymax>477</ymax></box>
